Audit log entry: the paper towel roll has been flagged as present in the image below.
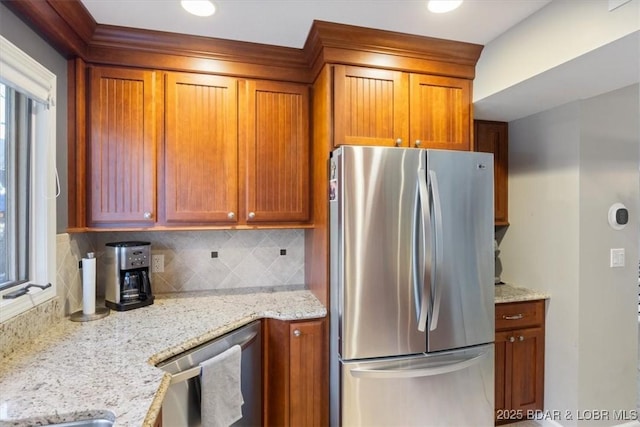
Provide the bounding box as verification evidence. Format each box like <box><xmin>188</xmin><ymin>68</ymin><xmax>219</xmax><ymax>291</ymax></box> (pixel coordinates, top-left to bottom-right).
<box><xmin>82</xmin><ymin>252</ymin><xmax>96</xmax><ymax>315</ymax></box>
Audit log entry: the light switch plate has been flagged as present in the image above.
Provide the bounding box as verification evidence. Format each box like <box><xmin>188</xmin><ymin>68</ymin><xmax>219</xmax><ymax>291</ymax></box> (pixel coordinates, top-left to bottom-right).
<box><xmin>610</xmin><ymin>248</ymin><xmax>625</xmax><ymax>268</ymax></box>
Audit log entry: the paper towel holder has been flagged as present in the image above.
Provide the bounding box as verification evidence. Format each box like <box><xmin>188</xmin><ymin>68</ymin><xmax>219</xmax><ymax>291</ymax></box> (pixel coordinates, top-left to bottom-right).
<box><xmin>70</xmin><ymin>306</ymin><xmax>110</xmax><ymax>322</ymax></box>
<box><xmin>70</xmin><ymin>252</ymin><xmax>110</xmax><ymax>322</ymax></box>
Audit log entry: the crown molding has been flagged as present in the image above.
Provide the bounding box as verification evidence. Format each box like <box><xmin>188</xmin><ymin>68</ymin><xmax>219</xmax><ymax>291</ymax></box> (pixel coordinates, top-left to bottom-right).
<box><xmin>304</xmin><ymin>20</ymin><xmax>484</xmax><ymax>80</ymax></box>
<box><xmin>4</xmin><ymin>1</ymin><xmax>484</xmax><ymax>83</ymax></box>
<box><xmin>3</xmin><ymin>0</ymin><xmax>94</xmax><ymax>58</ymax></box>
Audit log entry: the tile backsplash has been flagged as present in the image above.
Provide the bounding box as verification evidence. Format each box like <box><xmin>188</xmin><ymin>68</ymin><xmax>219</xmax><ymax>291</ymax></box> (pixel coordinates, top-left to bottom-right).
<box><xmin>0</xmin><ymin>229</ymin><xmax>304</xmax><ymax>356</ymax></box>
<box><xmin>56</xmin><ymin>229</ymin><xmax>305</xmax><ymax>315</ymax></box>
<box><xmin>57</xmin><ymin>233</ymin><xmax>93</xmax><ymax>316</ymax></box>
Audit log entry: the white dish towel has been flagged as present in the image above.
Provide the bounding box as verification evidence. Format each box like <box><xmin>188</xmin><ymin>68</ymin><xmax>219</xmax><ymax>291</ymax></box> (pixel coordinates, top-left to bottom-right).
<box><xmin>200</xmin><ymin>344</ymin><xmax>244</xmax><ymax>427</ymax></box>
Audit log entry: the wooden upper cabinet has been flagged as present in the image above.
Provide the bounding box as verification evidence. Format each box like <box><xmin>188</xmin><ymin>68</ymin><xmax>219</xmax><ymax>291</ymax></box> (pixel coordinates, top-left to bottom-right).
<box><xmin>475</xmin><ymin>120</ymin><xmax>508</xmax><ymax>225</ymax></box>
<box><xmin>240</xmin><ymin>80</ymin><xmax>310</xmax><ymax>223</ymax></box>
<box><xmin>409</xmin><ymin>74</ymin><xmax>471</xmax><ymax>151</ymax></box>
<box><xmin>87</xmin><ymin>66</ymin><xmax>157</xmax><ymax>226</ymax></box>
<box><xmin>332</xmin><ymin>65</ymin><xmax>472</xmax><ymax>150</ymax></box>
<box><xmin>333</xmin><ymin>65</ymin><xmax>409</xmax><ymax>147</ymax></box>
<box><xmin>163</xmin><ymin>72</ymin><xmax>239</xmax><ymax>224</ymax></box>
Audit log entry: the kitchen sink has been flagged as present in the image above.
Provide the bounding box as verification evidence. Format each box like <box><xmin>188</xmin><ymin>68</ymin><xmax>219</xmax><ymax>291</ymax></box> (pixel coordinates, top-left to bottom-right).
<box><xmin>1</xmin><ymin>412</ymin><xmax>116</xmax><ymax>427</ymax></box>
<box><xmin>46</xmin><ymin>419</ymin><xmax>114</xmax><ymax>427</ymax></box>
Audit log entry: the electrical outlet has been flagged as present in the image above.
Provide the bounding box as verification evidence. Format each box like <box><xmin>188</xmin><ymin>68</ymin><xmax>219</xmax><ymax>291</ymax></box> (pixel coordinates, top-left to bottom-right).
<box><xmin>152</xmin><ymin>254</ymin><xmax>164</xmax><ymax>273</ymax></box>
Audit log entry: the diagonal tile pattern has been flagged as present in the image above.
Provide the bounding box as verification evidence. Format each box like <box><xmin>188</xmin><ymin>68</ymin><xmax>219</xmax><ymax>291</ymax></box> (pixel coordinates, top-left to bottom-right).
<box><xmin>88</xmin><ymin>229</ymin><xmax>305</xmax><ymax>294</ymax></box>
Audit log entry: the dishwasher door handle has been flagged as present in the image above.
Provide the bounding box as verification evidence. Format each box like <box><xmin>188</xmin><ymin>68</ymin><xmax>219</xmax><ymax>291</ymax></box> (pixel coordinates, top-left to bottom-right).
<box><xmin>168</xmin><ymin>329</ymin><xmax>258</xmax><ymax>385</ymax></box>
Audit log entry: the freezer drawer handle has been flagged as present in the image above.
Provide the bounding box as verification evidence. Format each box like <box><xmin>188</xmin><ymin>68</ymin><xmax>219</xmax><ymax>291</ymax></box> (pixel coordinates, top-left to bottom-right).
<box><xmin>166</xmin><ymin>329</ymin><xmax>258</xmax><ymax>385</ymax></box>
<box><xmin>503</xmin><ymin>314</ymin><xmax>524</xmax><ymax>320</ymax></box>
<box><xmin>349</xmin><ymin>350</ymin><xmax>489</xmax><ymax>379</ymax></box>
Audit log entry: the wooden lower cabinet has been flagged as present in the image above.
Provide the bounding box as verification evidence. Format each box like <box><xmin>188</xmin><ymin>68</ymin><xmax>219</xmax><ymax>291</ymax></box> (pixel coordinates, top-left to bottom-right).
<box><xmin>263</xmin><ymin>318</ymin><xmax>328</xmax><ymax>427</ymax></box>
<box><xmin>495</xmin><ymin>300</ymin><xmax>545</xmax><ymax>424</ymax></box>
<box><xmin>152</xmin><ymin>408</ymin><xmax>162</xmax><ymax>427</ymax></box>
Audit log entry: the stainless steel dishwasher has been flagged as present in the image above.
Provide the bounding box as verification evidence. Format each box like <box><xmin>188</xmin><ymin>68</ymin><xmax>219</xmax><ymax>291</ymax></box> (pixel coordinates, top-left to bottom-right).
<box><xmin>157</xmin><ymin>321</ymin><xmax>262</xmax><ymax>427</ymax></box>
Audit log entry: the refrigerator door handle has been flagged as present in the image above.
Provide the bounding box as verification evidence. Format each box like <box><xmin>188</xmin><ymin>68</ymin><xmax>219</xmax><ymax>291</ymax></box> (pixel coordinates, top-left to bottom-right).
<box><xmin>428</xmin><ymin>169</ymin><xmax>443</xmax><ymax>332</ymax></box>
<box><xmin>413</xmin><ymin>169</ymin><xmax>431</xmax><ymax>332</ymax></box>
<box><xmin>349</xmin><ymin>348</ymin><xmax>490</xmax><ymax>379</ymax></box>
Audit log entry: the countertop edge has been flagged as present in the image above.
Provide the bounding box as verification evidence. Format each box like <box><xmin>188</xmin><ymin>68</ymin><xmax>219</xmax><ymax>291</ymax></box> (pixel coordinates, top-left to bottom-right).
<box><xmin>495</xmin><ymin>283</ymin><xmax>550</xmax><ymax>304</ymax></box>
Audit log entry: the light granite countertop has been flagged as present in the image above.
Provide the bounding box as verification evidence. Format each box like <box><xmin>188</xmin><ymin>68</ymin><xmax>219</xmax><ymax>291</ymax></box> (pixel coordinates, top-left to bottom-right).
<box><xmin>495</xmin><ymin>283</ymin><xmax>550</xmax><ymax>304</ymax></box>
<box><xmin>0</xmin><ymin>288</ymin><xmax>326</xmax><ymax>427</ymax></box>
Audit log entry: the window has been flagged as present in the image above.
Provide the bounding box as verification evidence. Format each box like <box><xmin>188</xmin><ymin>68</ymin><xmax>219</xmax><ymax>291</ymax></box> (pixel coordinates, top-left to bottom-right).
<box><xmin>0</xmin><ymin>36</ymin><xmax>56</xmax><ymax>322</ymax></box>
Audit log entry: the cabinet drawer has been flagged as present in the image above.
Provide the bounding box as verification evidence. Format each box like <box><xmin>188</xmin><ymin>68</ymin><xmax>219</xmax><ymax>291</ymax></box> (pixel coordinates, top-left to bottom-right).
<box><xmin>495</xmin><ymin>300</ymin><xmax>544</xmax><ymax>331</ymax></box>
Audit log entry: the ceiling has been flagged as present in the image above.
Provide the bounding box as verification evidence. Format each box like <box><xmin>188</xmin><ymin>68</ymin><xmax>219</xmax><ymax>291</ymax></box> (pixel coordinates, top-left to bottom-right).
<box><xmin>79</xmin><ymin>0</ymin><xmax>552</xmax><ymax>49</ymax></box>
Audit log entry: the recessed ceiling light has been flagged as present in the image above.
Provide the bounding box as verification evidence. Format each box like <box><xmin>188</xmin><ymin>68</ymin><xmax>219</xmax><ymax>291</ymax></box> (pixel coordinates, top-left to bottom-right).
<box><xmin>427</xmin><ymin>0</ymin><xmax>463</xmax><ymax>13</ymax></box>
<box><xmin>181</xmin><ymin>0</ymin><xmax>216</xmax><ymax>17</ymax></box>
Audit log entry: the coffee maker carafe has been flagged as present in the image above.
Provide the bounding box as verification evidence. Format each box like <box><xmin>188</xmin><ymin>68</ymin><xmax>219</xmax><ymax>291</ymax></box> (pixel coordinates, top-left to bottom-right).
<box><xmin>103</xmin><ymin>241</ymin><xmax>154</xmax><ymax>311</ymax></box>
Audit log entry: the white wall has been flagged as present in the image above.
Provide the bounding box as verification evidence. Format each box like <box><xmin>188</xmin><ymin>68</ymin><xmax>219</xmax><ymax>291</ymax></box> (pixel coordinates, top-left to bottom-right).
<box><xmin>500</xmin><ymin>84</ymin><xmax>639</xmax><ymax>426</ymax></box>
<box><xmin>474</xmin><ymin>0</ymin><xmax>640</xmax><ymax>122</ymax></box>
<box><xmin>475</xmin><ymin>0</ymin><xmax>639</xmax><ymax>101</ymax></box>
<box><xmin>500</xmin><ymin>101</ymin><xmax>582</xmax><ymax>422</ymax></box>
<box><xmin>577</xmin><ymin>86</ymin><xmax>639</xmax><ymax>417</ymax></box>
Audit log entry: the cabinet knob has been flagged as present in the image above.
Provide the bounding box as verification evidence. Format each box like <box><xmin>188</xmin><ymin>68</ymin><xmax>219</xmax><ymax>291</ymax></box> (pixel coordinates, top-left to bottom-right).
<box><xmin>143</xmin><ymin>212</ymin><xmax>153</xmax><ymax>220</ymax></box>
<box><xmin>248</xmin><ymin>212</ymin><xmax>256</xmax><ymax>220</ymax></box>
<box><xmin>293</xmin><ymin>329</ymin><xmax>301</xmax><ymax>337</ymax></box>
<box><xmin>415</xmin><ymin>140</ymin><xmax>422</xmax><ymax>147</ymax></box>
<box><xmin>395</xmin><ymin>138</ymin><xmax>403</xmax><ymax>147</ymax></box>
<box><xmin>508</xmin><ymin>336</ymin><xmax>515</xmax><ymax>343</ymax></box>
<box><xmin>518</xmin><ymin>335</ymin><xmax>525</xmax><ymax>342</ymax></box>
<box><xmin>227</xmin><ymin>212</ymin><xmax>235</xmax><ymax>220</ymax></box>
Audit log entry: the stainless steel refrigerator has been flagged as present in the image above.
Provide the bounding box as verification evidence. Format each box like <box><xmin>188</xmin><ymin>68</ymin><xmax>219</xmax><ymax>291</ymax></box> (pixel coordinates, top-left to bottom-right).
<box><xmin>329</xmin><ymin>146</ymin><xmax>495</xmax><ymax>426</ymax></box>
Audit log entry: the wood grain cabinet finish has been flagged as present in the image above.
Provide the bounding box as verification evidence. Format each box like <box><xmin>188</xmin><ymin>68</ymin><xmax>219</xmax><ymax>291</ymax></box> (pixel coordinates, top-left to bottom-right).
<box><xmin>409</xmin><ymin>74</ymin><xmax>471</xmax><ymax>151</ymax></box>
<box><xmin>332</xmin><ymin>65</ymin><xmax>472</xmax><ymax>150</ymax></box>
<box><xmin>475</xmin><ymin>120</ymin><xmax>508</xmax><ymax>225</ymax></box>
<box><xmin>333</xmin><ymin>65</ymin><xmax>409</xmax><ymax>147</ymax></box>
<box><xmin>495</xmin><ymin>300</ymin><xmax>545</xmax><ymax>424</ymax></box>
<box><xmin>240</xmin><ymin>80</ymin><xmax>310</xmax><ymax>223</ymax></box>
<box><xmin>87</xmin><ymin>66</ymin><xmax>157</xmax><ymax>226</ymax></box>
<box><xmin>84</xmin><ymin>67</ymin><xmax>310</xmax><ymax>228</ymax></box>
<box><xmin>163</xmin><ymin>72</ymin><xmax>239</xmax><ymax>224</ymax></box>
<box><xmin>263</xmin><ymin>318</ymin><xmax>327</xmax><ymax>427</ymax></box>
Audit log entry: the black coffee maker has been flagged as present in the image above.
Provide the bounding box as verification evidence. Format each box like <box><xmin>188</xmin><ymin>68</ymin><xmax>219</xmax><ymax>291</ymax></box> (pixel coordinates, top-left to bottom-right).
<box><xmin>103</xmin><ymin>241</ymin><xmax>154</xmax><ymax>311</ymax></box>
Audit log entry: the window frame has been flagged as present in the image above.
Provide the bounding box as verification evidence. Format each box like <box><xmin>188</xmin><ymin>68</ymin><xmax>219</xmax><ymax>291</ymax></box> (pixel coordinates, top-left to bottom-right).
<box><xmin>0</xmin><ymin>35</ymin><xmax>56</xmax><ymax>322</ymax></box>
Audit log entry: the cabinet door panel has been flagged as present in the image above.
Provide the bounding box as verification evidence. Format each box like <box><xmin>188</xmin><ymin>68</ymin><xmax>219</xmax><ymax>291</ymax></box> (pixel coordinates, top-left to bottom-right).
<box><xmin>333</xmin><ymin>65</ymin><xmax>408</xmax><ymax>147</ymax></box>
<box><xmin>475</xmin><ymin>120</ymin><xmax>508</xmax><ymax>225</ymax></box>
<box><xmin>511</xmin><ymin>327</ymin><xmax>544</xmax><ymax>412</ymax></box>
<box><xmin>494</xmin><ymin>331</ymin><xmax>511</xmax><ymax>414</ymax></box>
<box><xmin>241</xmin><ymin>80</ymin><xmax>309</xmax><ymax>223</ymax></box>
<box><xmin>264</xmin><ymin>318</ymin><xmax>327</xmax><ymax>427</ymax></box>
<box><xmin>289</xmin><ymin>320</ymin><xmax>325</xmax><ymax>427</ymax></box>
<box><xmin>164</xmin><ymin>73</ymin><xmax>238</xmax><ymax>223</ymax></box>
<box><xmin>88</xmin><ymin>67</ymin><xmax>156</xmax><ymax>226</ymax></box>
<box><xmin>409</xmin><ymin>74</ymin><xmax>471</xmax><ymax>150</ymax></box>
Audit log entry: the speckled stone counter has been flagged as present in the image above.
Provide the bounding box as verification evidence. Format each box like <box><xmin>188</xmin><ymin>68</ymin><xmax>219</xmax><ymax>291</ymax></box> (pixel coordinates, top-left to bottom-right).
<box><xmin>0</xmin><ymin>288</ymin><xmax>326</xmax><ymax>427</ymax></box>
<box><xmin>495</xmin><ymin>283</ymin><xmax>550</xmax><ymax>304</ymax></box>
